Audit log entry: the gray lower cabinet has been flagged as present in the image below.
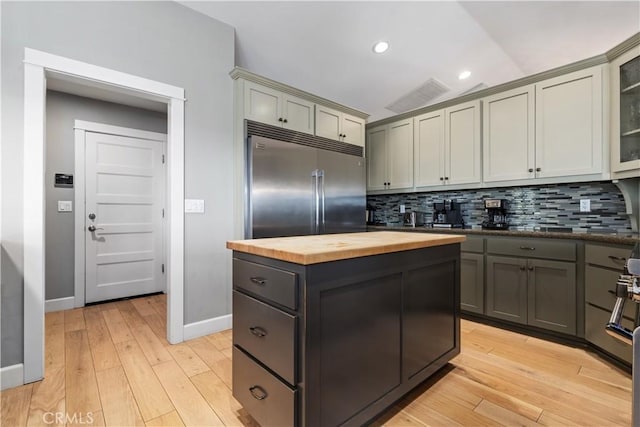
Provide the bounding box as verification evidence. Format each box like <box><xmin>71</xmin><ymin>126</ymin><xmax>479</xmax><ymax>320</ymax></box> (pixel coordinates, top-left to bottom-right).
<box><xmin>461</xmin><ymin>253</ymin><xmax>484</xmax><ymax>314</ymax></box>
<box><xmin>460</xmin><ymin>236</ymin><xmax>485</xmax><ymax>315</ymax></box>
<box><xmin>584</xmin><ymin>243</ymin><xmax>635</xmax><ymax>364</ymax></box>
<box><xmin>231</xmin><ymin>244</ymin><xmax>461</xmax><ymax>426</ymax></box>
<box><xmin>485</xmin><ymin>238</ymin><xmax>577</xmax><ymax>335</ymax></box>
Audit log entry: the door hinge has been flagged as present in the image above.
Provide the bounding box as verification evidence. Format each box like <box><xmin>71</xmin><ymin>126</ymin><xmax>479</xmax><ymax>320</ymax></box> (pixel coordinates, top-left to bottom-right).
<box><xmin>162</xmin><ymin>208</ymin><xmax>165</xmax><ymax>218</ymax></box>
<box><xmin>162</xmin><ymin>264</ymin><xmax>165</xmax><ymax>274</ymax></box>
<box><xmin>162</xmin><ymin>154</ymin><xmax>165</xmax><ymax>164</ymax></box>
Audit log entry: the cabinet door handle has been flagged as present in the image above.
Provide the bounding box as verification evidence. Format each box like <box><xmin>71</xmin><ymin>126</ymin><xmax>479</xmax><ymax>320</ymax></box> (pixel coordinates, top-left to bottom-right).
<box><xmin>250</xmin><ymin>277</ymin><xmax>267</xmax><ymax>286</ymax></box>
<box><xmin>520</xmin><ymin>266</ymin><xmax>526</xmax><ymax>271</ymax></box>
<box><xmin>444</xmin><ymin>176</ymin><xmax>449</xmax><ymax>180</ymax></box>
<box><xmin>249</xmin><ymin>326</ymin><xmax>268</xmax><ymax>337</ymax></box>
<box><xmin>608</xmin><ymin>255</ymin><xmax>627</xmax><ymax>263</ymax></box>
<box><xmin>283</xmin><ymin>118</ymin><xmax>288</xmax><ymax>123</ymax></box>
<box><xmin>249</xmin><ymin>385</ymin><xmax>268</xmax><ymax>400</ymax></box>
<box><xmin>528</xmin><ymin>266</ymin><xmax>534</xmax><ymax>271</ymax></box>
<box><xmin>519</xmin><ymin>246</ymin><xmax>536</xmax><ymax>251</ymax></box>
<box><xmin>440</xmin><ymin>177</ymin><xmax>444</xmax><ymax>181</ymax></box>
<box><xmin>536</xmin><ymin>167</ymin><xmax>541</xmax><ymax>172</ymax></box>
<box><xmin>278</xmin><ymin>117</ymin><xmax>283</xmax><ymax>122</ymax></box>
<box><xmin>528</xmin><ymin>168</ymin><xmax>534</xmax><ymax>173</ymax></box>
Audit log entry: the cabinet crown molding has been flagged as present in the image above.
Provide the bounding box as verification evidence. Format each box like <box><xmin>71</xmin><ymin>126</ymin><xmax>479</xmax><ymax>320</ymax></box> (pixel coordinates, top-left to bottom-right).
<box><xmin>229</xmin><ymin>66</ymin><xmax>369</xmax><ymax>119</ymax></box>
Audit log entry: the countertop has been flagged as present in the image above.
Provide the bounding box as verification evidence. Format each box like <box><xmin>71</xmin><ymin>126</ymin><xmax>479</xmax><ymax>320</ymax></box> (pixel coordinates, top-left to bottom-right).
<box><xmin>368</xmin><ymin>225</ymin><xmax>640</xmax><ymax>246</ymax></box>
<box><xmin>226</xmin><ymin>231</ymin><xmax>466</xmax><ymax>265</ymax></box>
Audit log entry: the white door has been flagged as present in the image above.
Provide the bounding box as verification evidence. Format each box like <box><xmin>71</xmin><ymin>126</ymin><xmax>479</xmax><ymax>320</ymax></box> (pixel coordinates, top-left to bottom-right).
<box><xmin>85</xmin><ymin>131</ymin><xmax>165</xmax><ymax>303</ymax></box>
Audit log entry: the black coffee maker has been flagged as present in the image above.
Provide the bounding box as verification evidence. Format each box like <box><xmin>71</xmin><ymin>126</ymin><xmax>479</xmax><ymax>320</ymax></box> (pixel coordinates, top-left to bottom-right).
<box><xmin>432</xmin><ymin>200</ymin><xmax>464</xmax><ymax>228</ymax></box>
<box><xmin>482</xmin><ymin>199</ymin><xmax>509</xmax><ymax>230</ymax></box>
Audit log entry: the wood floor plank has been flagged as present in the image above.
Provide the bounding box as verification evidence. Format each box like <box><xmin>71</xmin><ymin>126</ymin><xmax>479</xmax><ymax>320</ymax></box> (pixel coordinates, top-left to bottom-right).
<box><xmin>1</xmin><ymin>383</ymin><xmax>34</xmax><ymax>427</ymax></box>
<box><xmin>130</xmin><ymin>296</ymin><xmax>158</xmax><ymax>317</ymax></box>
<box><xmin>114</xmin><ymin>339</ymin><xmax>174</xmax><ymax>421</ymax></box>
<box><xmin>206</xmin><ymin>332</ymin><xmax>232</xmax><ymax>351</ymax></box>
<box><xmin>153</xmin><ymin>360</ymin><xmax>224</xmax><ymax>426</ymax></box>
<box><xmin>537</xmin><ymin>409</ymin><xmax>583</xmax><ymax>426</ymax></box>
<box><xmin>27</xmin><ymin>364</ymin><xmax>65</xmax><ymax>427</ymax></box>
<box><xmin>399</xmin><ymin>397</ymin><xmax>464</xmax><ymax>427</ymax></box>
<box><xmin>166</xmin><ymin>343</ymin><xmax>210</xmax><ymax>377</ymax></box>
<box><xmin>96</xmin><ymin>366</ymin><xmax>145</xmax><ymax>426</ymax></box>
<box><xmin>190</xmin><ymin>370</ymin><xmax>259</xmax><ymax>427</ymax></box>
<box><xmin>188</xmin><ymin>337</ymin><xmax>233</xmax><ymax>389</ymax></box>
<box><xmin>65</xmin><ymin>330</ymin><xmax>102</xmax><ymax>416</ymax></box>
<box><xmin>142</xmin><ymin>313</ymin><xmax>169</xmax><ymax>346</ymax></box>
<box><xmin>117</xmin><ymin>300</ymin><xmax>149</xmax><ymax>330</ymax></box>
<box><xmin>474</xmin><ymin>399</ymin><xmax>540</xmax><ymax>427</ymax></box>
<box><xmin>145</xmin><ymin>410</ymin><xmax>185</xmax><ymax>427</ymax></box>
<box><xmin>64</xmin><ymin>308</ymin><xmax>86</xmax><ymax>332</ymax></box>
<box><xmin>578</xmin><ymin>365</ymin><xmax>632</xmax><ymax>391</ymax></box>
<box><xmin>84</xmin><ymin>307</ymin><xmax>121</xmax><ymax>372</ymax></box>
<box><xmin>45</xmin><ymin>310</ymin><xmax>64</xmax><ymax>327</ymax></box>
<box><xmin>131</xmin><ymin>324</ymin><xmax>173</xmax><ymax>366</ymax></box>
<box><xmin>102</xmin><ymin>308</ymin><xmax>135</xmax><ymax>344</ymax></box>
<box><xmin>369</xmin><ymin>405</ymin><xmax>428</xmax><ymax>426</ymax></box>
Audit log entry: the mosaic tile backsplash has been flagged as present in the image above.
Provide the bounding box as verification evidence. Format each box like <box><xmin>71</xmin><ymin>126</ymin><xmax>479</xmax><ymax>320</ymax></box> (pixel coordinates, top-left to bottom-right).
<box><xmin>367</xmin><ymin>181</ymin><xmax>633</xmax><ymax>232</ymax></box>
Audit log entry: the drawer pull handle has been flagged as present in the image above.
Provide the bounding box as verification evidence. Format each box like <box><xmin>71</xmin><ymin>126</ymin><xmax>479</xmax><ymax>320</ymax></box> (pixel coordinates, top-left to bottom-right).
<box><xmin>249</xmin><ymin>385</ymin><xmax>268</xmax><ymax>400</ymax></box>
<box><xmin>608</xmin><ymin>255</ymin><xmax>626</xmax><ymax>263</ymax></box>
<box><xmin>608</xmin><ymin>290</ymin><xmax>616</xmax><ymax>295</ymax></box>
<box><xmin>250</xmin><ymin>277</ymin><xmax>267</xmax><ymax>286</ymax></box>
<box><xmin>249</xmin><ymin>326</ymin><xmax>268</xmax><ymax>337</ymax></box>
<box><xmin>519</xmin><ymin>246</ymin><xmax>536</xmax><ymax>251</ymax></box>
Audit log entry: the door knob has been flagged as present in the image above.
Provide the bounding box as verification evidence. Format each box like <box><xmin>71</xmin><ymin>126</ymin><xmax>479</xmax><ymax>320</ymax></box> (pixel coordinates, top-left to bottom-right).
<box><xmin>87</xmin><ymin>225</ymin><xmax>103</xmax><ymax>232</ymax></box>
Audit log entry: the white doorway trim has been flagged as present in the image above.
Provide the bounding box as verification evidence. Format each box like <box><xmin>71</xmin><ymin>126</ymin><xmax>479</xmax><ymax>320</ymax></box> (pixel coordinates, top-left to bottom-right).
<box><xmin>23</xmin><ymin>47</ymin><xmax>185</xmax><ymax>384</ymax></box>
<box><xmin>73</xmin><ymin>121</ymin><xmax>167</xmax><ymax>307</ymax></box>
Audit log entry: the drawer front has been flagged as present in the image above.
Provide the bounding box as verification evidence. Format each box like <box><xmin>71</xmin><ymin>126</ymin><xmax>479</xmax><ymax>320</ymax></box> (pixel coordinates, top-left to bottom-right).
<box><xmin>233</xmin><ymin>258</ymin><xmax>297</xmax><ymax>309</ymax></box>
<box><xmin>233</xmin><ymin>347</ymin><xmax>296</xmax><ymax>427</ymax></box>
<box><xmin>585</xmin><ymin>244</ymin><xmax>632</xmax><ymax>270</ymax></box>
<box><xmin>487</xmin><ymin>238</ymin><xmax>576</xmax><ymax>261</ymax></box>
<box><xmin>585</xmin><ymin>265</ymin><xmax>637</xmax><ymax>320</ymax></box>
<box><xmin>585</xmin><ymin>304</ymin><xmax>632</xmax><ymax>364</ymax></box>
<box><xmin>461</xmin><ymin>236</ymin><xmax>484</xmax><ymax>253</ymax></box>
<box><xmin>233</xmin><ymin>291</ymin><xmax>297</xmax><ymax>385</ymax></box>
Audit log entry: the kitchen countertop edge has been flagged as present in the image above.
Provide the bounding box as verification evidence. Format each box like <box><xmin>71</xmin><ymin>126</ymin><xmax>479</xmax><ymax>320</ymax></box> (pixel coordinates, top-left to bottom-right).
<box><xmin>367</xmin><ymin>226</ymin><xmax>639</xmax><ymax>246</ymax></box>
<box><xmin>227</xmin><ymin>231</ymin><xmax>466</xmax><ymax>265</ymax></box>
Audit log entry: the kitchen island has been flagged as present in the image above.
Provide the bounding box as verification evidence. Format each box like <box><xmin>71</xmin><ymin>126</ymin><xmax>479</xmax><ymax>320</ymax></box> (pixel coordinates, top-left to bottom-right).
<box><xmin>227</xmin><ymin>231</ymin><xmax>465</xmax><ymax>426</ymax></box>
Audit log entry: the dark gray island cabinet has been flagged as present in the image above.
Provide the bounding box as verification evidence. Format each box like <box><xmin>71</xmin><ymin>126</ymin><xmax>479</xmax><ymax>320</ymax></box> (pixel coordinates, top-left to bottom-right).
<box><xmin>226</xmin><ymin>231</ymin><xmax>465</xmax><ymax>426</ymax></box>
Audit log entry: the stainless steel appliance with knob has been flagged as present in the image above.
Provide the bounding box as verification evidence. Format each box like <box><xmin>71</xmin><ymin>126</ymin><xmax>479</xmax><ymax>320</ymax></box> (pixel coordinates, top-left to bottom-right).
<box><xmin>246</xmin><ymin>121</ymin><xmax>366</xmax><ymax>238</ymax></box>
<box><xmin>482</xmin><ymin>198</ymin><xmax>509</xmax><ymax>230</ymax></box>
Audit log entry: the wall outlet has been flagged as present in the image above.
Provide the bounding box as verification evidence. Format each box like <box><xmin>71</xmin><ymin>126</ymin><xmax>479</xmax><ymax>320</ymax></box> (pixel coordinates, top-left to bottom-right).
<box><xmin>579</xmin><ymin>199</ymin><xmax>591</xmax><ymax>212</ymax></box>
<box><xmin>399</xmin><ymin>204</ymin><xmax>406</xmax><ymax>213</ymax></box>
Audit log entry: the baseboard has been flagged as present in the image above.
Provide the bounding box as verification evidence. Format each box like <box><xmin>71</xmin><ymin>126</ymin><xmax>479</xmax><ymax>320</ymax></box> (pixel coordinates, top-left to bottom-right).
<box><xmin>183</xmin><ymin>314</ymin><xmax>232</xmax><ymax>341</ymax></box>
<box><xmin>0</xmin><ymin>364</ymin><xmax>24</xmax><ymax>390</ymax></box>
<box><xmin>45</xmin><ymin>296</ymin><xmax>75</xmax><ymax>313</ymax></box>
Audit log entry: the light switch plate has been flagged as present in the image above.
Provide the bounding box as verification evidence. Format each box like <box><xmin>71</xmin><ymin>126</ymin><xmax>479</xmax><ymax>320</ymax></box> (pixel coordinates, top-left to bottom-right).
<box><xmin>400</xmin><ymin>204</ymin><xmax>406</xmax><ymax>213</ymax></box>
<box><xmin>185</xmin><ymin>199</ymin><xmax>205</xmax><ymax>213</ymax></box>
<box><xmin>580</xmin><ymin>199</ymin><xmax>591</xmax><ymax>212</ymax></box>
<box><xmin>57</xmin><ymin>200</ymin><xmax>72</xmax><ymax>212</ymax></box>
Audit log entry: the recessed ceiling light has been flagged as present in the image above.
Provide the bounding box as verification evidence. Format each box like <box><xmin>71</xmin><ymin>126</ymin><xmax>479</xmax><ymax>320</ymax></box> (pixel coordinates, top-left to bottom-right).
<box><xmin>373</xmin><ymin>41</ymin><xmax>389</xmax><ymax>54</ymax></box>
<box><xmin>458</xmin><ymin>70</ymin><xmax>471</xmax><ymax>80</ymax></box>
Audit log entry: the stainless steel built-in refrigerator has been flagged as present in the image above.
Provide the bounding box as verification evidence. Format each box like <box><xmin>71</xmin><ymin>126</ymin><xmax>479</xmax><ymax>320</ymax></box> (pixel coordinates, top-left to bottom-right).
<box><xmin>246</xmin><ymin>124</ymin><xmax>366</xmax><ymax>239</ymax></box>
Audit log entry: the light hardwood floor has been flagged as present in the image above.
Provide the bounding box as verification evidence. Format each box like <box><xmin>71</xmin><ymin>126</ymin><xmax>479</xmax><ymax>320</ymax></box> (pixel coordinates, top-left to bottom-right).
<box><xmin>1</xmin><ymin>294</ymin><xmax>632</xmax><ymax>426</ymax></box>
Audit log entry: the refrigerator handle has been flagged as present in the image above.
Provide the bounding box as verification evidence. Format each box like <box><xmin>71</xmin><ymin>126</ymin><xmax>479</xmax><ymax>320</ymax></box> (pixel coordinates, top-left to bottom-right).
<box><xmin>319</xmin><ymin>169</ymin><xmax>325</xmax><ymax>233</ymax></box>
<box><xmin>312</xmin><ymin>169</ymin><xmax>320</xmax><ymax>233</ymax></box>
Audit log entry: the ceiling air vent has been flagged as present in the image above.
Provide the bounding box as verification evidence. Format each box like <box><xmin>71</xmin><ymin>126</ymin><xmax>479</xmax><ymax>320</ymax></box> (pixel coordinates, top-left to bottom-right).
<box><xmin>459</xmin><ymin>82</ymin><xmax>488</xmax><ymax>96</ymax></box>
<box><xmin>385</xmin><ymin>78</ymin><xmax>450</xmax><ymax>114</ymax></box>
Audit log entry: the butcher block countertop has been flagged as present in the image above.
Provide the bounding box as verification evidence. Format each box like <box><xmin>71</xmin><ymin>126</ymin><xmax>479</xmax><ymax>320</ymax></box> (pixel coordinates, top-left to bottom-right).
<box><xmin>226</xmin><ymin>231</ymin><xmax>466</xmax><ymax>265</ymax></box>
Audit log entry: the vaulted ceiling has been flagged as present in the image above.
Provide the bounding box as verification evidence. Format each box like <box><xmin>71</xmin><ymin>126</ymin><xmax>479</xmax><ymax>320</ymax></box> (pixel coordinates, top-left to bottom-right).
<box><xmin>181</xmin><ymin>1</ymin><xmax>640</xmax><ymax>122</ymax></box>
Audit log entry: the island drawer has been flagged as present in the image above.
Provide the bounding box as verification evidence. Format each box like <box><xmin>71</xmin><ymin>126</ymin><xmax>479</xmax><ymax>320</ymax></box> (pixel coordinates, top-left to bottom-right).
<box><xmin>461</xmin><ymin>236</ymin><xmax>483</xmax><ymax>253</ymax></box>
<box><xmin>233</xmin><ymin>347</ymin><xmax>296</xmax><ymax>427</ymax></box>
<box><xmin>487</xmin><ymin>238</ymin><xmax>576</xmax><ymax>261</ymax></box>
<box><xmin>233</xmin><ymin>290</ymin><xmax>297</xmax><ymax>385</ymax></box>
<box><xmin>585</xmin><ymin>244</ymin><xmax>632</xmax><ymax>270</ymax></box>
<box><xmin>233</xmin><ymin>258</ymin><xmax>298</xmax><ymax>310</ymax></box>
<box><xmin>585</xmin><ymin>265</ymin><xmax>636</xmax><ymax>320</ymax></box>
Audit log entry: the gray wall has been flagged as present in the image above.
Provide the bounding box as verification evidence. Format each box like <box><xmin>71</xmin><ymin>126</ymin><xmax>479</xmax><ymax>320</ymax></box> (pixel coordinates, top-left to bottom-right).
<box><xmin>1</xmin><ymin>2</ymin><xmax>235</xmax><ymax>367</ymax></box>
<box><xmin>45</xmin><ymin>90</ymin><xmax>168</xmax><ymax>300</ymax></box>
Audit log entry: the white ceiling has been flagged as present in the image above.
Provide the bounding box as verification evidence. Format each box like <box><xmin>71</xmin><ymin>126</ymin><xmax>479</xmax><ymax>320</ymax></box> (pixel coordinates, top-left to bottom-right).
<box><xmin>181</xmin><ymin>1</ymin><xmax>639</xmax><ymax>122</ymax></box>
